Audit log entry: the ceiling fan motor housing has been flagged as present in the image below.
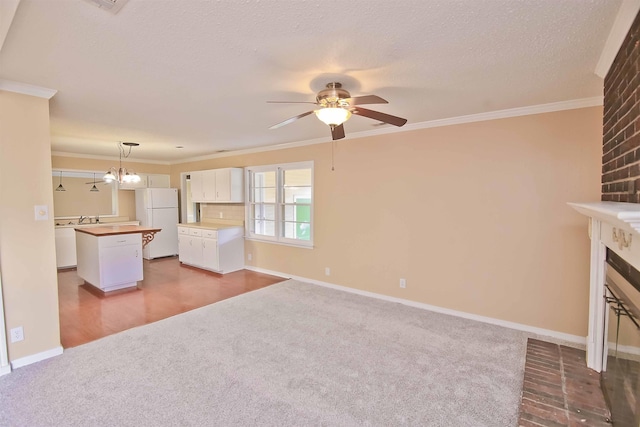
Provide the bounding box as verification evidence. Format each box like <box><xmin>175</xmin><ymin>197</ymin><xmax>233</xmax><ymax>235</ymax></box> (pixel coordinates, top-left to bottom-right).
<box><xmin>316</xmin><ymin>82</ymin><xmax>351</xmax><ymax>108</ymax></box>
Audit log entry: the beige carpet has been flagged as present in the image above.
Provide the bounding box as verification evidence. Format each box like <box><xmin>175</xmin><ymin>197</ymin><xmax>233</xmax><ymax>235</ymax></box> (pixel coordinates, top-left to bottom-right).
<box><xmin>0</xmin><ymin>280</ymin><xmax>528</xmax><ymax>426</ymax></box>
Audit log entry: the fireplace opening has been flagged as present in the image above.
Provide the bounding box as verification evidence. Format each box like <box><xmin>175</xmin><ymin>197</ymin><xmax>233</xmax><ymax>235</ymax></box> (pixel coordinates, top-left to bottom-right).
<box><xmin>603</xmin><ymin>268</ymin><xmax>640</xmax><ymax>426</ymax></box>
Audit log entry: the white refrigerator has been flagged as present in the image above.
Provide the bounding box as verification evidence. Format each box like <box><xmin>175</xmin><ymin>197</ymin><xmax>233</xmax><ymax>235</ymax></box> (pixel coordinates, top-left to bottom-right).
<box><xmin>135</xmin><ymin>188</ymin><xmax>179</xmax><ymax>260</ymax></box>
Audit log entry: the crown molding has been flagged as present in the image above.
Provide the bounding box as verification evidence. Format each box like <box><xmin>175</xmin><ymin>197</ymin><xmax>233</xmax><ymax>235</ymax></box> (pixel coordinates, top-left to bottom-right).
<box><xmin>170</xmin><ymin>96</ymin><xmax>603</xmax><ymax>165</ymax></box>
<box><xmin>595</xmin><ymin>0</ymin><xmax>640</xmax><ymax>78</ymax></box>
<box><xmin>0</xmin><ymin>79</ymin><xmax>57</xmax><ymax>99</ymax></box>
<box><xmin>51</xmin><ymin>151</ymin><xmax>171</xmax><ymax>165</ymax></box>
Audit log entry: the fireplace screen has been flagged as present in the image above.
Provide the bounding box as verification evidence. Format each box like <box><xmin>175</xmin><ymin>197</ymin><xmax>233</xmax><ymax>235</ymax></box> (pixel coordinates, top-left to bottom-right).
<box><xmin>603</xmin><ymin>280</ymin><xmax>640</xmax><ymax>426</ymax></box>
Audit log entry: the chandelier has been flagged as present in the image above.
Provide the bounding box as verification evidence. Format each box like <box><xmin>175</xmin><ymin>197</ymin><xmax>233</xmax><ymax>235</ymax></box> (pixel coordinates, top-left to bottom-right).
<box><xmin>103</xmin><ymin>142</ymin><xmax>141</xmax><ymax>184</ymax></box>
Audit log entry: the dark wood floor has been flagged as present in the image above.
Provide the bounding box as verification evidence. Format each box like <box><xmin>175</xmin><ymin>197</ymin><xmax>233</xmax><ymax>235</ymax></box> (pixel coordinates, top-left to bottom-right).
<box><xmin>57</xmin><ymin>257</ymin><xmax>285</xmax><ymax>348</ymax></box>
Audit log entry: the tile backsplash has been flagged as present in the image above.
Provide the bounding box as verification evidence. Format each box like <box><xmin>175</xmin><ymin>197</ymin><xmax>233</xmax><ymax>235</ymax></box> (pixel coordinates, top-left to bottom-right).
<box><xmin>200</xmin><ymin>204</ymin><xmax>245</xmax><ymax>222</ymax></box>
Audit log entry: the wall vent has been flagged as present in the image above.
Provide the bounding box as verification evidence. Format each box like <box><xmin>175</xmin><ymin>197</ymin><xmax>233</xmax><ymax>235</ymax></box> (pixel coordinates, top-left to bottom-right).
<box><xmin>82</xmin><ymin>0</ymin><xmax>129</xmax><ymax>14</ymax></box>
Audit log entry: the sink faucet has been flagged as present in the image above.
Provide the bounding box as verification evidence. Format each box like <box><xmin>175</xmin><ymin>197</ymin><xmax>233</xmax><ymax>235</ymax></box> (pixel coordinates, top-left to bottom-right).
<box><xmin>79</xmin><ymin>215</ymin><xmax>87</xmax><ymax>224</ymax></box>
<box><xmin>95</xmin><ymin>215</ymin><xmax>100</xmax><ymax>224</ymax></box>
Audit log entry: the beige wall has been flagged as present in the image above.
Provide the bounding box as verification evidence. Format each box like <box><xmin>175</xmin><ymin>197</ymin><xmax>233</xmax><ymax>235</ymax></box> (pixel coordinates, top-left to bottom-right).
<box><xmin>0</xmin><ymin>90</ymin><xmax>61</xmax><ymax>360</ymax></box>
<box><xmin>51</xmin><ymin>156</ymin><xmax>171</xmax><ymax>221</ymax></box>
<box><xmin>172</xmin><ymin>107</ymin><xmax>602</xmax><ymax>337</ymax></box>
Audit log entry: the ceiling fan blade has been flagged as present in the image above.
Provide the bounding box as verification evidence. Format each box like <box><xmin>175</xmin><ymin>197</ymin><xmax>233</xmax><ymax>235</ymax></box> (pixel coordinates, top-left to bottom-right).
<box><xmin>269</xmin><ymin>110</ymin><xmax>315</xmax><ymax>129</ymax></box>
<box><xmin>267</xmin><ymin>101</ymin><xmax>319</xmax><ymax>105</ymax></box>
<box><xmin>345</xmin><ymin>95</ymin><xmax>388</xmax><ymax>105</ymax></box>
<box><xmin>351</xmin><ymin>107</ymin><xmax>407</xmax><ymax>127</ymax></box>
<box><xmin>331</xmin><ymin>124</ymin><xmax>345</xmax><ymax>140</ymax></box>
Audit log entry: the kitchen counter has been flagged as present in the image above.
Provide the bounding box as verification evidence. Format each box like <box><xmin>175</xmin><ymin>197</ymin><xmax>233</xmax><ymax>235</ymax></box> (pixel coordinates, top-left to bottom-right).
<box><xmin>56</xmin><ymin>220</ymin><xmax>139</xmax><ymax>229</ymax></box>
<box><xmin>178</xmin><ymin>221</ymin><xmax>244</xmax><ymax>230</ymax></box>
<box><xmin>75</xmin><ymin>225</ymin><xmax>160</xmax><ymax>238</ymax></box>
<box><xmin>55</xmin><ymin>221</ymin><xmax>140</xmax><ymax>269</ymax></box>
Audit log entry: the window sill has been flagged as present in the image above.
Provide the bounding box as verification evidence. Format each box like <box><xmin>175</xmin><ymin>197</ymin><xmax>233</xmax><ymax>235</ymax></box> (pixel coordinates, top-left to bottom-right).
<box><xmin>244</xmin><ymin>236</ymin><xmax>314</xmax><ymax>249</ymax></box>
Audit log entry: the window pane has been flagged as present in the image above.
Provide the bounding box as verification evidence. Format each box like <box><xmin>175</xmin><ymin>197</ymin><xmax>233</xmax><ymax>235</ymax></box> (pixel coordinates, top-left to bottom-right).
<box><xmin>253</xmin><ymin>219</ymin><xmax>275</xmax><ymax>237</ymax></box>
<box><xmin>253</xmin><ymin>171</ymin><xmax>277</xmax><ymax>187</ymax></box>
<box><xmin>250</xmin><ymin>171</ymin><xmax>276</xmax><ymax>203</ymax></box>
<box><xmin>253</xmin><ymin>188</ymin><xmax>276</xmax><ymax>203</ymax></box>
<box><xmin>250</xmin><ymin>204</ymin><xmax>275</xmax><ymax>221</ymax></box>
<box><xmin>283</xmin><ymin>221</ymin><xmax>311</xmax><ymax>241</ymax></box>
<box><xmin>283</xmin><ymin>169</ymin><xmax>311</xmax><ymax>186</ymax></box>
<box><xmin>283</xmin><ymin>204</ymin><xmax>310</xmax><ymax>221</ymax></box>
<box><xmin>283</xmin><ymin>187</ymin><xmax>311</xmax><ymax>203</ymax></box>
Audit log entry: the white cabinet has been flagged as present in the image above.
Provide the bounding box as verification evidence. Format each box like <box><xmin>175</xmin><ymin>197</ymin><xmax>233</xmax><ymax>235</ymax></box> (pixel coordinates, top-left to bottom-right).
<box><xmin>119</xmin><ymin>173</ymin><xmax>170</xmax><ymax>190</ymax></box>
<box><xmin>178</xmin><ymin>227</ymin><xmax>204</xmax><ymax>266</ymax></box>
<box><xmin>76</xmin><ymin>232</ymin><xmax>143</xmax><ymax>292</ymax></box>
<box><xmin>189</xmin><ymin>168</ymin><xmax>243</xmax><ymax>203</ymax></box>
<box><xmin>177</xmin><ymin>225</ymin><xmax>244</xmax><ymax>273</ymax></box>
<box><xmin>55</xmin><ymin>227</ymin><xmax>76</xmax><ymax>268</ymax></box>
<box><xmin>201</xmin><ymin>229</ymin><xmax>219</xmax><ymax>271</ymax></box>
<box><xmin>147</xmin><ymin>174</ymin><xmax>171</xmax><ymax>188</ymax></box>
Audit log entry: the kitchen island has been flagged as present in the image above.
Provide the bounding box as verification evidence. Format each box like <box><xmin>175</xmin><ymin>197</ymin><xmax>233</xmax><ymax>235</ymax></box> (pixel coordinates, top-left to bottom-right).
<box><xmin>75</xmin><ymin>225</ymin><xmax>161</xmax><ymax>292</ymax></box>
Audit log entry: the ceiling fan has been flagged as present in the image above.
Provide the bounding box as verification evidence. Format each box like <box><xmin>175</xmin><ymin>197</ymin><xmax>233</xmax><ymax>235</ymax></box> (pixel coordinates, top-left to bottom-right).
<box><xmin>268</xmin><ymin>82</ymin><xmax>407</xmax><ymax>140</ymax></box>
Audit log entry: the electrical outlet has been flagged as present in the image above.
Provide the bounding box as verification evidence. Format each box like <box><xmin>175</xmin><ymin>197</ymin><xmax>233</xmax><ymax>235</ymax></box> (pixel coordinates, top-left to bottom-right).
<box><xmin>219</xmin><ymin>212</ymin><xmax>224</xmax><ymax>218</ymax></box>
<box><xmin>325</xmin><ymin>267</ymin><xmax>331</xmax><ymax>276</ymax></box>
<box><xmin>247</xmin><ymin>253</ymin><xmax>252</xmax><ymax>261</ymax></box>
<box><xmin>10</xmin><ymin>326</ymin><xmax>24</xmax><ymax>343</ymax></box>
<box><xmin>399</xmin><ymin>278</ymin><xmax>406</xmax><ymax>288</ymax></box>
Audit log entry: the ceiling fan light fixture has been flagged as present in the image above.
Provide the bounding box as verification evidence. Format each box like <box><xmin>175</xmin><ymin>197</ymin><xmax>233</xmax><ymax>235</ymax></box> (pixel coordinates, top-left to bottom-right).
<box><xmin>315</xmin><ymin>107</ymin><xmax>351</xmax><ymax>127</ymax></box>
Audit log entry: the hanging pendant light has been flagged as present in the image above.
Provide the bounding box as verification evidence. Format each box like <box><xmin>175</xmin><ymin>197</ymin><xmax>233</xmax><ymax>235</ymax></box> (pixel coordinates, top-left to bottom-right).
<box><xmin>90</xmin><ymin>173</ymin><xmax>99</xmax><ymax>192</ymax></box>
<box><xmin>55</xmin><ymin>171</ymin><xmax>66</xmax><ymax>192</ymax></box>
<box><xmin>103</xmin><ymin>141</ymin><xmax>141</xmax><ymax>185</ymax></box>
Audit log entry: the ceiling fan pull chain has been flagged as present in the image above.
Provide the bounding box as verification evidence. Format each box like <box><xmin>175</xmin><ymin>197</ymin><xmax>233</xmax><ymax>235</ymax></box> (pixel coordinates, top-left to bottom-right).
<box><xmin>331</xmin><ymin>140</ymin><xmax>335</xmax><ymax>172</ymax></box>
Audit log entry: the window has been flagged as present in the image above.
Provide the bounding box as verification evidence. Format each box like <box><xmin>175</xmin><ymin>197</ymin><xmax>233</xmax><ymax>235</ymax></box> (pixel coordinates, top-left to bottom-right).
<box><xmin>246</xmin><ymin>161</ymin><xmax>313</xmax><ymax>247</ymax></box>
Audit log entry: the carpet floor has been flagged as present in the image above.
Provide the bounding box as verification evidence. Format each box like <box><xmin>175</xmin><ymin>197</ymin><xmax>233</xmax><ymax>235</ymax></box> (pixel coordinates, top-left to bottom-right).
<box><xmin>0</xmin><ymin>280</ymin><xmax>529</xmax><ymax>426</ymax></box>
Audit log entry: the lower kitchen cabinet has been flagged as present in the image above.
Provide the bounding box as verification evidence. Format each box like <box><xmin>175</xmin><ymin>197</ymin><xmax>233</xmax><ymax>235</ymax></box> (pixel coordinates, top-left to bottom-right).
<box><xmin>178</xmin><ymin>225</ymin><xmax>244</xmax><ymax>274</ymax></box>
<box><xmin>76</xmin><ymin>231</ymin><xmax>143</xmax><ymax>292</ymax></box>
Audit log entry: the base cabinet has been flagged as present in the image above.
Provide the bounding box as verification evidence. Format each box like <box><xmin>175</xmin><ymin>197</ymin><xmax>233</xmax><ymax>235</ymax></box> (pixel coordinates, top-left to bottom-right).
<box><xmin>178</xmin><ymin>226</ymin><xmax>243</xmax><ymax>273</ymax></box>
<box><xmin>55</xmin><ymin>227</ymin><xmax>77</xmax><ymax>268</ymax></box>
<box><xmin>76</xmin><ymin>232</ymin><xmax>143</xmax><ymax>292</ymax></box>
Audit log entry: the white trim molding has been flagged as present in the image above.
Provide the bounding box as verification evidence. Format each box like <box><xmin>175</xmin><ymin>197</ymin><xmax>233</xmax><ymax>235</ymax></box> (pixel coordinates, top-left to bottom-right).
<box><xmin>245</xmin><ymin>266</ymin><xmax>586</xmax><ymax>346</ymax></box>
<box><xmin>10</xmin><ymin>346</ymin><xmax>63</xmax><ymax>369</ymax></box>
<box><xmin>0</xmin><ymin>270</ymin><xmax>9</xmax><ymax>376</ymax></box>
<box><xmin>595</xmin><ymin>0</ymin><xmax>640</xmax><ymax>78</ymax></box>
<box><xmin>172</xmin><ymin>96</ymin><xmax>603</xmax><ymax>165</ymax></box>
<box><xmin>0</xmin><ymin>79</ymin><xmax>57</xmax><ymax>99</ymax></box>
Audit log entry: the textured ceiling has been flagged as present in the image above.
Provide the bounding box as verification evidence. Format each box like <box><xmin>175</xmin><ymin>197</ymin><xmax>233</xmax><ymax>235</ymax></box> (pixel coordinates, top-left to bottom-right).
<box><xmin>0</xmin><ymin>0</ymin><xmax>622</xmax><ymax>162</ymax></box>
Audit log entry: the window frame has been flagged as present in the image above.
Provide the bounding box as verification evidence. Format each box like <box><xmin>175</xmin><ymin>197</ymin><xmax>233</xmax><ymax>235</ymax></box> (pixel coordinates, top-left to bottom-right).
<box><xmin>245</xmin><ymin>161</ymin><xmax>314</xmax><ymax>248</ymax></box>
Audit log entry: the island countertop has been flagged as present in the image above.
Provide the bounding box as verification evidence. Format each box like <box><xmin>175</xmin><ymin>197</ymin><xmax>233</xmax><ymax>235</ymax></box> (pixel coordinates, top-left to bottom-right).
<box><xmin>74</xmin><ymin>225</ymin><xmax>161</xmax><ymax>237</ymax></box>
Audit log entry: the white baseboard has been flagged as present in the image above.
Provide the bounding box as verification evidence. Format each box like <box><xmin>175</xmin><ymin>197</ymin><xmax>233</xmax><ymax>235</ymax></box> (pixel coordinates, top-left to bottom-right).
<box><xmin>10</xmin><ymin>346</ymin><xmax>63</xmax><ymax>369</ymax></box>
<box><xmin>247</xmin><ymin>266</ymin><xmax>586</xmax><ymax>346</ymax></box>
<box><xmin>0</xmin><ymin>364</ymin><xmax>11</xmax><ymax>376</ymax></box>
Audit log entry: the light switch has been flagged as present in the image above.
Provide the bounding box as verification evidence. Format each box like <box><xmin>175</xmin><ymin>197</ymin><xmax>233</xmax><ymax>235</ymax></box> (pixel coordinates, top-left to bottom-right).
<box><xmin>34</xmin><ymin>205</ymin><xmax>49</xmax><ymax>221</ymax></box>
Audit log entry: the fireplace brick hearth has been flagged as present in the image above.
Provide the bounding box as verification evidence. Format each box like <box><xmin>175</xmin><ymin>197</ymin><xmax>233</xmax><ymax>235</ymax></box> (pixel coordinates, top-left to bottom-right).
<box><xmin>518</xmin><ymin>339</ymin><xmax>610</xmax><ymax>426</ymax></box>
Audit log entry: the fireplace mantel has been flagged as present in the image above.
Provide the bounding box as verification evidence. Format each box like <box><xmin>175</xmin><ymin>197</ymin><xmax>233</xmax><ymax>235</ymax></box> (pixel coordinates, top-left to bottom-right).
<box><xmin>569</xmin><ymin>201</ymin><xmax>640</xmax><ymax>372</ymax></box>
<box><xmin>569</xmin><ymin>202</ymin><xmax>640</xmax><ymax>236</ymax></box>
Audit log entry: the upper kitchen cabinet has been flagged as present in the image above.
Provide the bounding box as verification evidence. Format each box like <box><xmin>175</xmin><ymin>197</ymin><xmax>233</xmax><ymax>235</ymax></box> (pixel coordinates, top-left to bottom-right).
<box><xmin>190</xmin><ymin>168</ymin><xmax>243</xmax><ymax>203</ymax></box>
<box><xmin>119</xmin><ymin>173</ymin><xmax>171</xmax><ymax>190</ymax></box>
<box><xmin>147</xmin><ymin>174</ymin><xmax>171</xmax><ymax>188</ymax></box>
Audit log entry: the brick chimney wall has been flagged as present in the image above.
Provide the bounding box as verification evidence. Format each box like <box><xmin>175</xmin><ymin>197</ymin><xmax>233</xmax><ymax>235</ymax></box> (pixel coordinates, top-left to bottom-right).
<box><xmin>602</xmin><ymin>12</ymin><xmax>640</xmax><ymax>288</ymax></box>
<box><xmin>602</xmin><ymin>12</ymin><xmax>640</xmax><ymax>202</ymax></box>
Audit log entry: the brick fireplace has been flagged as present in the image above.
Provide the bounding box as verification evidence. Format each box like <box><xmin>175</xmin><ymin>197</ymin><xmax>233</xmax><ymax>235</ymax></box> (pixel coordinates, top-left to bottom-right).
<box><xmin>566</xmin><ymin>11</ymin><xmax>640</xmax><ymax>426</ymax></box>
